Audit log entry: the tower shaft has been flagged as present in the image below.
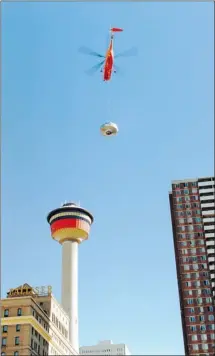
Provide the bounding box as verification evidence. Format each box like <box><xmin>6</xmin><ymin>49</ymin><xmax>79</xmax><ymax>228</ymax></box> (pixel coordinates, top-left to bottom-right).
<box><xmin>62</xmin><ymin>241</ymin><xmax>79</xmax><ymax>352</ymax></box>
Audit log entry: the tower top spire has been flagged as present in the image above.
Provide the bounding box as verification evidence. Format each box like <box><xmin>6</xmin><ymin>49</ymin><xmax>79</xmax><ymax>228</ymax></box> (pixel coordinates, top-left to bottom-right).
<box><xmin>61</xmin><ymin>201</ymin><xmax>79</xmax><ymax>208</ymax></box>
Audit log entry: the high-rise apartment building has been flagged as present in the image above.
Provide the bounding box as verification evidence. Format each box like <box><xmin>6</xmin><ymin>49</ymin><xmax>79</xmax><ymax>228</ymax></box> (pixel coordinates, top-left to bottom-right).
<box><xmin>169</xmin><ymin>176</ymin><xmax>215</xmax><ymax>356</ymax></box>
<box><xmin>79</xmin><ymin>340</ymin><xmax>131</xmax><ymax>355</ymax></box>
<box><xmin>1</xmin><ymin>283</ymin><xmax>78</xmax><ymax>356</ymax></box>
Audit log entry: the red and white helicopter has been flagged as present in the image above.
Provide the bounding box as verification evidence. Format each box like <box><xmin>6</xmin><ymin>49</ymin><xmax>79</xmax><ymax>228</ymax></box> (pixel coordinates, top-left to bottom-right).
<box><xmin>79</xmin><ymin>27</ymin><xmax>137</xmax><ymax>81</ymax></box>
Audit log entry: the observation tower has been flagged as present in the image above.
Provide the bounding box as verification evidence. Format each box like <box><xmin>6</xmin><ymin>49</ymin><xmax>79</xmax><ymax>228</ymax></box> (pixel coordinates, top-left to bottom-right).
<box><xmin>47</xmin><ymin>202</ymin><xmax>94</xmax><ymax>352</ymax></box>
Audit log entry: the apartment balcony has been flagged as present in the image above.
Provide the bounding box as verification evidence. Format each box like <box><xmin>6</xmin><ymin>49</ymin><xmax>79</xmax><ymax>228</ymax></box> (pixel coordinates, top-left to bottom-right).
<box><xmin>200</xmin><ymin>195</ymin><xmax>215</xmax><ymax>201</ymax></box>
<box><xmin>202</xmin><ymin>210</ymin><xmax>215</xmax><ymax>216</ymax></box>
<box><xmin>207</xmin><ymin>248</ymin><xmax>215</xmax><ymax>254</ymax></box>
<box><xmin>203</xmin><ymin>217</ymin><xmax>215</xmax><ymax>223</ymax></box>
<box><xmin>201</xmin><ymin>203</ymin><xmax>215</xmax><ymax>208</ymax></box>
<box><xmin>209</xmin><ymin>263</ymin><xmax>215</xmax><ymax>272</ymax></box>
<box><xmin>198</xmin><ymin>180</ymin><xmax>215</xmax><ymax>187</ymax></box>
<box><xmin>204</xmin><ymin>225</ymin><xmax>215</xmax><ymax>231</ymax></box>
<box><xmin>210</xmin><ymin>273</ymin><xmax>215</xmax><ymax>280</ymax></box>
<box><xmin>206</xmin><ymin>240</ymin><xmax>215</xmax><ymax>247</ymax></box>
<box><xmin>199</xmin><ymin>187</ymin><xmax>215</xmax><ymax>194</ymax></box>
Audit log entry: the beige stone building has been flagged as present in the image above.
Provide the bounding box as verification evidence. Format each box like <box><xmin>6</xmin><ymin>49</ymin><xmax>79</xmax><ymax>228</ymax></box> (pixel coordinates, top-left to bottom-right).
<box><xmin>1</xmin><ymin>283</ymin><xmax>78</xmax><ymax>356</ymax></box>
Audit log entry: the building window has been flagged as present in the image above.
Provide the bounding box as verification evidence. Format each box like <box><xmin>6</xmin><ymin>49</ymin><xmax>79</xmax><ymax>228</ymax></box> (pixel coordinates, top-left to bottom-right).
<box><xmin>4</xmin><ymin>309</ymin><xmax>9</xmax><ymax>317</ymax></box>
<box><xmin>187</xmin><ymin>298</ymin><xmax>194</xmax><ymax>305</ymax></box>
<box><xmin>208</xmin><ymin>324</ymin><xmax>215</xmax><ymax>330</ymax></box>
<box><xmin>15</xmin><ymin>337</ymin><xmax>20</xmax><ymax>346</ymax></box>
<box><xmin>200</xmin><ymin>325</ymin><xmax>206</xmax><ymax>331</ymax></box>
<box><xmin>185</xmin><ymin>290</ymin><xmax>193</xmax><ymax>297</ymax></box>
<box><xmin>193</xmin><ymin>272</ymin><xmax>200</xmax><ymax>279</ymax></box>
<box><xmin>208</xmin><ymin>315</ymin><xmax>214</xmax><ymax>321</ymax></box>
<box><xmin>199</xmin><ymin>315</ymin><xmax>205</xmax><ymax>322</ymax></box>
<box><xmin>2</xmin><ymin>325</ymin><xmax>8</xmax><ymax>333</ymax></box>
<box><xmin>14</xmin><ymin>352</ymin><xmax>19</xmax><ymax>356</ymax></box>
<box><xmin>191</xmin><ymin>334</ymin><xmax>198</xmax><ymax>341</ymax></box>
<box><xmin>201</xmin><ymin>334</ymin><xmax>207</xmax><ymax>341</ymax></box>
<box><xmin>189</xmin><ymin>316</ymin><xmax>196</xmax><ymax>322</ymax></box>
<box><xmin>17</xmin><ymin>308</ymin><xmax>22</xmax><ymax>316</ymax></box>
<box><xmin>211</xmin><ymin>334</ymin><xmax>215</xmax><ymax>340</ymax></box>
<box><xmin>204</xmin><ymin>280</ymin><xmax>210</xmax><ymax>286</ymax></box>
<box><xmin>202</xmin><ymin>344</ymin><xmax>208</xmax><ymax>350</ymax></box>
<box><xmin>184</xmin><ymin>265</ymin><xmax>190</xmax><ymax>271</ymax></box>
<box><xmin>196</xmin><ymin>289</ymin><xmax>202</xmax><ymax>296</ymax></box>
<box><xmin>208</xmin><ymin>306</ymin><xmax>213</xmax><ymax>312</ymax></box>
<box><xmin>184</xmin><ymin>273</ymin><xmax>191</xmax><ymax>279</ymax></box>
<box><xmin>194</xmin><ymin>281</ymin><xmax>201</xmax><ymax>287</ymax></box>
<box><xmin>188</xmin><ymin>225</ymin><xmax>194</xmax><ymax>231</ymax></box>
<box><xmin>192</xmin><ymin>344</ymin><xmax>199</xmax><ymax>350</ymax></box>
<box><xmin>189</xmin><ymin>307</ymin><xmax>195</xmax><ymax>313</ymax></box>
<box><xmin>2</xmin><ymin>338</ymin><xmax>7</xmax><ymax>346</ymax></box>
<box><xmin>34</xmin><ymin>341</ymin><xmax>37</xmax><ymax>351</ymax></box>
<box><xmin>16</xmin><ymin>325</ymin><xmax>21</xmax><ymax>332</ymax></box>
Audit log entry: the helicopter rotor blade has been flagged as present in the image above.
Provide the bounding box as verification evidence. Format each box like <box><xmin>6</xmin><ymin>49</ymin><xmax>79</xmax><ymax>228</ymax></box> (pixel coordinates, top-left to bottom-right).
<box><xmin>85</xmin><ymin>60</ymin><xmax>105</xmax><ymax>76</ymax></box>
<box><xmin>79</xmin><ymin>46</ymin><xmax>105</xmax><ymax>58</ymax></box>
<box><xmin>115</xmin><ymin>46</ymin><xmax>138</xmax><ymax>59</ymax></box>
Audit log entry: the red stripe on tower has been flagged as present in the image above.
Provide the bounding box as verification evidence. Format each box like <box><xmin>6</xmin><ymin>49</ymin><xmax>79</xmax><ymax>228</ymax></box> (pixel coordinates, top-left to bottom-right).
<box><xmin>51</xmin><ymin>218</ymin><xmax>89</xmax><ymax>235</ymax></box>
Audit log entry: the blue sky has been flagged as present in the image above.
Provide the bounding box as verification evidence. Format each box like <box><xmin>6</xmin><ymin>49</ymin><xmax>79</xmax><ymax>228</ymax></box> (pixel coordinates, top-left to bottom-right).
<box><xmin>2</xmin><ymin>2</ymin><xmax>214</xmax><ymax>355</ymax></box>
